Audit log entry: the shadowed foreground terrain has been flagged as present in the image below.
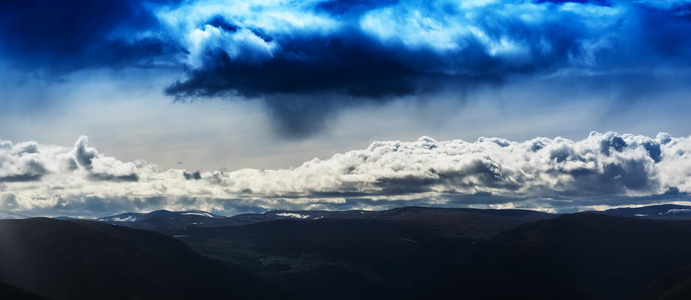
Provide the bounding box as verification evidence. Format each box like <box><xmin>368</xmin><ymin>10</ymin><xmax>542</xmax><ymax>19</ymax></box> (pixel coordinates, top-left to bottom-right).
<box><xmin>3</xmin><ymin>206</ymin><xmax>691</xmax><ymax>299</ymax></box>
<box><xmin>0</xmin><ymin>281</ymin><xmax>46</xmax><ymax>300</ymax></box>
<box><xmin>445</xmin><ymin>213</ymin><xmax>691</xmax><ymax>299</ymax></box>
<box><xmin>170</xmin><ymin>207</ymin><xmax>556</xmax><ymax>299</ymax></box>
<box><xmin>0</xmin><ymin>218</ymin><xmax>290</xmax><ymax>300</ymax></box>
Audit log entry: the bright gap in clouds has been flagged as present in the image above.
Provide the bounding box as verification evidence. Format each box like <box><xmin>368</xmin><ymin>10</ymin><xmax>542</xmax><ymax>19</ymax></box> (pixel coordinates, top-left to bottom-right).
<box><xmin>2</xmin><ymin>67</ymin><xmax>691</xmax><ymax>174</ymax></box>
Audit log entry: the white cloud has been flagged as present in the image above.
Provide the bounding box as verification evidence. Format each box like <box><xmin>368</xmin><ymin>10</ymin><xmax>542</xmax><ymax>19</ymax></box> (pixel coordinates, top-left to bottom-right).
<box><xmin>1</xmin><ymin>132</ymin><xmax>690</xmax><ymax>217</ymax></box>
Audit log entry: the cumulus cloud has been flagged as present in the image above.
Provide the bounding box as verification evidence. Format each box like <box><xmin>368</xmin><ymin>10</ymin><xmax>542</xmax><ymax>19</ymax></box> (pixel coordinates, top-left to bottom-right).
<box><xmin>1</xmin><ymin>132</ymin><xmax>690</xmax><ymax>217</ymax></box>
<box><xmin>0</xmin><ymin>140</ymin><xmax>47</xmax><ymax>182</ymax></box>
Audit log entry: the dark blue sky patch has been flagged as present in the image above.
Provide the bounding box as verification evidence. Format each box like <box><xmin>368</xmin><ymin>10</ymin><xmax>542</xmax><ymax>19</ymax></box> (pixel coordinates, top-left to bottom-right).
<box><xmin>636</xmin><ymin>4</ymin><xmax>691</xmax><ymax>59</ymax></box>
<box><xmin>0</xmin><ymin>0</ymin><xmax>178</xmax><ymax>75</ymax></box>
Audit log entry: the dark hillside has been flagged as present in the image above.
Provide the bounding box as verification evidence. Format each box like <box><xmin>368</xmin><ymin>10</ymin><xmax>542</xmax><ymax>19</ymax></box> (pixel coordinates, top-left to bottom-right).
<box><xmin>0</xmin><ymin>218</ymin><xmax>291</xmax><ymax>300</ymax></box>
<box><xmin>444</xmin><ymin>213</ymin><xmax>691</xmax><ymax>299</ymax></box>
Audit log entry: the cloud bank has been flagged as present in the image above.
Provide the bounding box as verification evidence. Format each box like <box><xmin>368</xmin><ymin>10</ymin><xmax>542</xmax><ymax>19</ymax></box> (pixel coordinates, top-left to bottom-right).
<box><xmin>2</xmin><ymin>0</ymin><xmax>690</xmax><ymax>136</ymax></box>
<box><xmin>1</xmin><ymin>132</ymin><xmax>690</xmax><ymax>217</ymax></box>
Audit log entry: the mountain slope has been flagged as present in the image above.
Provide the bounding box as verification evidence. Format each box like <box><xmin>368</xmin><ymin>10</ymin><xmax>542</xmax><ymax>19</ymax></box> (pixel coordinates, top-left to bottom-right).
<box><xmin>0</xmin><ymin>281</ymin><xmax>46</xmax><ymax>300</ymax></box>
<box><xmin>181</xmin><ymin>218</ymin><xmax>468</xmax><ymax>300</ymax></box>
<box><xmin>0</xmin><ymin>218</ymin><xmax>291</xmax><ymax>300</ymax></box>
<box><xmin>173</xmin><ymin>207</ymin><xmax>552</xmax><ymax>300</ymax></box>
<box><xmin>99</xmin><ymin>206</ymin><xmax>556</xmax><ymax>240</ymax></box>
<box><xmin>329</xmin><ymin>206</ymin><xmax>556</xmax><ymax>239</ymax></box>
<box><xmin>634</xmin><ymin>265</ymin><xmax>691</xmax><ymax>300</ymax></box>
<box><xmin>445</xmin><ymin>213</ymin><xmax>691</xmax><ymax>299</ymax></box>
<box><xmin>95</xmin><ymin>207</ymin><xmax>555</xmax><ymax>299</ymax></box>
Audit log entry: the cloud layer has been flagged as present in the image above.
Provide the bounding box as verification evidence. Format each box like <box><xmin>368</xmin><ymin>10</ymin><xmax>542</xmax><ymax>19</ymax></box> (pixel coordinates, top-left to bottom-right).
<box><xmin>2</xmin><ymin>0</ymin><xmax>690</xmax><ymax>136</ymax></box>
<box><xmin>1</xmin><ymin>132</ymin><xmax>690</xmax><ymax>217</ymax></box>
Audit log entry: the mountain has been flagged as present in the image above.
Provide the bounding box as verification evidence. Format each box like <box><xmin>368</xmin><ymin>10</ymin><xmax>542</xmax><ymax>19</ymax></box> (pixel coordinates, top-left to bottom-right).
<box><xmin>444</xmin><ymin>213</ymin><xmax>691</xmax><ymax>299</ymax></box>
<box><xmin>0</xmin><ymin>218</ymin><xmax>291</xmax><ymax>300</ymax></box>
<box><xmin>96</xmin><ymin>209</ymin><xmax>329</xmax><ymax>231</ymax></box>
<box><xmin>98</xmin><ymin>206</ymin><xmax>556</xmax><ymax>239</ymax></box>
<box><xmin>324</xmin><ymin>206</ymin><xmax>556</xmax><ymax>239</ymax></box>
<box><xmin>98</xmin><ymin>209</ymin><xmax>226</xmax><ymax>222</ymax></box>
<box><xmin>10</xmin><ymin>205</ymin><xmax>691</xmax><ymax>299</ymax></box>
<box><xmin>162</xmin><ymin>207</ymin><xmax>555</xmax><ymax>300</ymax></box>
<box><xmin>96</xmin><ymin>209</ymin><xmax>236</xmax><ymax>231</ymax></box>
<box><xmin>180</xmin><ymin>218</ymin><xmax>470</xmax><ymax>299</ymax></box>
<box><xmin>598</xmin><ymin>204</ymin><xmax>691</xmax><ymax>220</ymax></box>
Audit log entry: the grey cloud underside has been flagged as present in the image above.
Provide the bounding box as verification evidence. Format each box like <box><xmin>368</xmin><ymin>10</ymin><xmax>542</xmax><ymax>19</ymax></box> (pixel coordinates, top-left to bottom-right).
<box><xmin>0</xmin><ymin>174</ymin><xmax>43</xmax><ymax>183</ymax></box>
<box><xmin>1</xmin><ymin>132</ymin><xmax>691</xmax><ymax>217</ymax></box>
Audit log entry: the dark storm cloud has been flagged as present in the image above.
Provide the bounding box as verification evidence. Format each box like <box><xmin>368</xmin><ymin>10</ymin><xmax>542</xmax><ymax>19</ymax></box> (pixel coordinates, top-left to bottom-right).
<box><xmin>161</xmin><ymin>1</ymin><xmax>691</xmax><ymax>98</ymax></box>
<box><xmin>164</xmin><ymin>32</ymin><xmax>420</xmax><ymax>99</ymax></box>
<box><xmin>3</xmin><ymin>0</ymin><xmax>690</xmax><ymax>84</ymax></box>
<box><xmin>163</xmin><ymin>0</ymin><xmax>586</xmax><ymax>97</ymax></box>
<box><xmin>158</xmin><ymin>0</ymin><xmax>691</xmax><ymax>136</ymax></box>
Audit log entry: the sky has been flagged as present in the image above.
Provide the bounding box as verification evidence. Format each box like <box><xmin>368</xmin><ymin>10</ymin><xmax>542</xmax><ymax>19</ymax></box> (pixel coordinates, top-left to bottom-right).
<box><xmin>1</xmin><ymin>0</ymin><xmax>691</xmax><ymax>217</ymax></box>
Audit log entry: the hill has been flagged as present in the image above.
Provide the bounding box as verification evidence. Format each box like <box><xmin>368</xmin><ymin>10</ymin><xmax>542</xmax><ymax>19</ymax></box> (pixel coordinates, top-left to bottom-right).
<box><xmin>0</xmin><ymin>281</ymin><xmax>46</xmax><ymax>300</ymax></box>
<box><xmin>445</xmin><ymin>213</ymin><xmax>691</xmax><ymax>299</ymax></box>
<box><xmin>633</xmin><ymin>265</ymin><xmax>691</xmax><ymax>300</ymax></box>
<box><xmin>0</xmin><ymin>218</ymin><xmax>291</xmax><ymax>300</ymax></box>
<box><xmin>170</xmin><ymin>208</ymin><xmax>555</xmax><ymax>299</ymax></box>
<box><xmin>99</xmin><ymin>206</ymin><xmax>556</xmax><ymax>240</ymax></box>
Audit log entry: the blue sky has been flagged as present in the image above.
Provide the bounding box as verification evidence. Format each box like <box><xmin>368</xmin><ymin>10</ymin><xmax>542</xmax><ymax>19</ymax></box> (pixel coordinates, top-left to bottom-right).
<box><xmin>1</xmin><ymin>0</ymin><xmax>690</xmax><ymax>216</ymax></box>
